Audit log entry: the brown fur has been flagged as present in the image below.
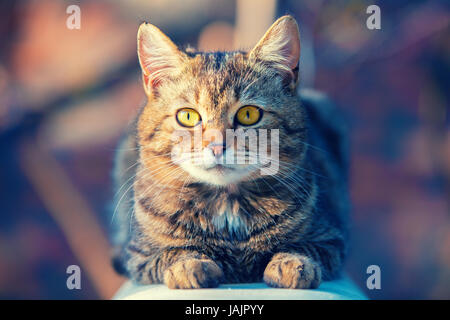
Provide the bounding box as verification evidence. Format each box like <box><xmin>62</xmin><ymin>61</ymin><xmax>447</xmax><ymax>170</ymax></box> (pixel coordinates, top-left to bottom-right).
<box><xmin>111</xmin><ymin>16</ymin><xmax>349</xmax><ymax>289</ymax></box>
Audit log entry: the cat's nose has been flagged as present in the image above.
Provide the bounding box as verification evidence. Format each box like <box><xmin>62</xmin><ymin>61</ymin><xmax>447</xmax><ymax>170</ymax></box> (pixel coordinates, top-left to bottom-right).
<box><xmin>208</xmin><ymin>143</ymin><xmax>225</xmax><ymax>157</ymax></box>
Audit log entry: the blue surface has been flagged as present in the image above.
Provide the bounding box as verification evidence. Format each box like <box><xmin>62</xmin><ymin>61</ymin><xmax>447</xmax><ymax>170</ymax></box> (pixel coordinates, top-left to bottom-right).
<box><xmin>114</xmin><ymin>276</ymin><xmax>367</xmax><ymax>300</ymax></box>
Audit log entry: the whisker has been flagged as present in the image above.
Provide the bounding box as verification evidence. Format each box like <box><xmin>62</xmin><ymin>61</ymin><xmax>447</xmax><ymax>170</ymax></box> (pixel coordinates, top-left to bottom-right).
<box><xmin>111</xmin><ymin>158</ymin><xmax>184</xmax><ymax>224</ymax></box>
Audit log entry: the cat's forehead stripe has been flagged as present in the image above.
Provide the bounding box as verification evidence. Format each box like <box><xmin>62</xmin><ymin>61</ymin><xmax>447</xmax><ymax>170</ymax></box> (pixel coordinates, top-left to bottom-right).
<box><xmin>185</xmin><ymin>52</ymin><xmax>246</xmax><ymax>114</ymax></box>
<box><xmin>187</xmin><ymin>51</ymin><xmax>246</xmax><ymax>71</ymax></box>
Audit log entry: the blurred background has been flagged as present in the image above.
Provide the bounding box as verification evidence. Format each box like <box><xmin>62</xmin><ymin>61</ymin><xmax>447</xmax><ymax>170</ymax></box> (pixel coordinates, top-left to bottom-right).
<box><xmin>0</xmin><ymin>0</ymin><xmax>449</xmax><ymax>299</ymax></box>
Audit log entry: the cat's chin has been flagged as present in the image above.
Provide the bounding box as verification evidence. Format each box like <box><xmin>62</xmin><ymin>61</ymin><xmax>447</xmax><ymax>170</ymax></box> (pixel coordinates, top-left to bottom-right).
<box><xmin>205</xmin><ymin>164</ymin><xmax>234</xmax><ymax>174</ymax></box>
<box><xmin>180</xmin><ymin>163</ymin><xmax>254</xmax><ymax>186</ymax></box>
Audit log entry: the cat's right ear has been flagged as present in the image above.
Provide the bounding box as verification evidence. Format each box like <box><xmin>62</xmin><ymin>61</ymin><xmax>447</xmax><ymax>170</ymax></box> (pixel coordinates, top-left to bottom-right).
<box><xmin>249</xmin><ymin>16</ymin><xmax>300</xmax><ymax>86</ymax></box>
<box><xmin>137</xmin><ymin>22</ymin><xmax>186</xmax><ymax>96</ymax></box>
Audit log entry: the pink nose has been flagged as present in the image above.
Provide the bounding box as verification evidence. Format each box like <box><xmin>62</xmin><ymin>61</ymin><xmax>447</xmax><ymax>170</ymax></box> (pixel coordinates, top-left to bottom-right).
<box><xmin>209</xmin><ymin>144</ymin><xmax>224</xmax><ymax>157</ymax></box>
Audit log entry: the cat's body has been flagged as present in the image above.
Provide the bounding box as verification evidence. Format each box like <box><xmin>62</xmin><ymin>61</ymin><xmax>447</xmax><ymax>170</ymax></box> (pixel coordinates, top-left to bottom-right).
<box><xmin>111</xmin><ymin>16</ymin><xmax>349</xmax><ymax>289</ymax></box>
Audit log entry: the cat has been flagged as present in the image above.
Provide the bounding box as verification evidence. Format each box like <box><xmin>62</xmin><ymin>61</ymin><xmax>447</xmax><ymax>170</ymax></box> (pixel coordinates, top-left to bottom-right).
<box><xmin>111</xmin><ymin>15</ymin><xmax>349</xmax><ymax>289</ymax></box>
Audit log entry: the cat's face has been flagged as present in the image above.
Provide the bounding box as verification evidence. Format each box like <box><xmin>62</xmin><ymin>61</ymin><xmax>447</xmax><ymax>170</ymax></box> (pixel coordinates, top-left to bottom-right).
<box><xmin>137</xmin><ymin>16</ymin><xmax>306</xmax><ymax>187</ymax></box>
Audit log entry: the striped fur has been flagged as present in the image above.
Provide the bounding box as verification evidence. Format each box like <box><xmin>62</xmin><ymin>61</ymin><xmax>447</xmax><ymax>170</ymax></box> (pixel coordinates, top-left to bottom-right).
<box><xmin>111</xmin><ymin>16</ymin><xmax>349</xmax><ymax>289</ymax></box>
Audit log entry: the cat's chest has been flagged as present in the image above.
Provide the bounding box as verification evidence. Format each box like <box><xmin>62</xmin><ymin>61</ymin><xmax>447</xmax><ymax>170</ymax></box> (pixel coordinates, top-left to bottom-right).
<box><xmin>206</xmin><ymin>196</ymin><xmax>250</xmax><ymax>239</ymax></box>
<box><xmin>211</xmin><ymin>210</ymin><xmax>248</xmax><ymax>237</ymax></box>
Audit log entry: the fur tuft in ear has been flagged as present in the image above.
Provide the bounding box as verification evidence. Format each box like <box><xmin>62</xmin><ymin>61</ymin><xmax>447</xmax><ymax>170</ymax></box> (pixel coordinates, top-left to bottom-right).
<box><xmin>249</xmin><ymin>15</ymin><xmax>300</xmax><ymax>79</ymax></box>
<box><xmin>137</xmin><ymin>22</ymin><xmax>186</xmax><ymax>95</ymax></box>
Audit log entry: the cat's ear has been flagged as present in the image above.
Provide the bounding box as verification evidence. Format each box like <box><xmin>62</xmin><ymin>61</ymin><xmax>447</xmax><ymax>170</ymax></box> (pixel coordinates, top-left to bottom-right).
<box><xmin>137</xmin><ymin>22</ymin><xmax>186</xmax><ymax>96</ymax></box>
<box><xmin>249</xmin><ymin>15</ymin><xmax>300</xmax><ymax>83</ymax></box>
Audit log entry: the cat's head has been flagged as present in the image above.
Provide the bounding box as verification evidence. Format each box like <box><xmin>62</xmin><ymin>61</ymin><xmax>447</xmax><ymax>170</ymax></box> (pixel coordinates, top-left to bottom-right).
<box><xmin>136</xmin><ymin>16</ymin><xmax>306</xmax><ymax>187</ymax></box>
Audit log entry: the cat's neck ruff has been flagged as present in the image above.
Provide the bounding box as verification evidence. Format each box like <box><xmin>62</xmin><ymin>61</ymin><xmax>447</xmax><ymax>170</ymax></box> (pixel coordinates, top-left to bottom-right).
<box><xmin>211</xmin><ymin>210</ymin><xmax>248</xmax><ymax>239</ymax></box>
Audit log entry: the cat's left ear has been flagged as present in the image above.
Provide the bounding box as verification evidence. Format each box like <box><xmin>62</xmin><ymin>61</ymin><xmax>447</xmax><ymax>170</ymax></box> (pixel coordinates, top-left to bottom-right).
<box><xmin>249</xmin><ymin>15</ymin><xmax>300</xmax><ymax>85</ymax></box>
<box><xmin>137</xmin><ymin>22</ymin><xmax>186</xmax><ymax>96</ymax></box>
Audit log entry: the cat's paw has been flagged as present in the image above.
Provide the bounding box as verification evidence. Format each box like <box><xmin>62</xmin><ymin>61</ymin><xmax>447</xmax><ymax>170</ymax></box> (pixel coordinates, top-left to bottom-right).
<box><xmin>163</xmin><ymin>258</ymin><xmax>223</xmax><ymax>289</ymax></box>
<box><xmin>263</xmin><ymin>253</ymin><xmax>321</xmax><ymax>289</ymax></box>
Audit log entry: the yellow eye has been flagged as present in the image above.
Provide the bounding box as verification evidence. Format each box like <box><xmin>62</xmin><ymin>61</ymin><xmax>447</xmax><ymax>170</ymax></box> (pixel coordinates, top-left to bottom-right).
<box><xmin>176</xmin><ymin>108</ymin><xmax>201</xmax><ymax>127</ymax></box>
<box><xmin>236</xmin><ymin>106</ymin><xmax>262</xmax><ymax>126</ymax></box>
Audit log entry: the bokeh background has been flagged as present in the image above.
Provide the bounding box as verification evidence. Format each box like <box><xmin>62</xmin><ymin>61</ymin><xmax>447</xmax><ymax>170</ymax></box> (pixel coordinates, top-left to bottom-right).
<box><xmin>0</xmin><ymin>0</ymin><xmax>449</xmax><ymax>299</ymax></box>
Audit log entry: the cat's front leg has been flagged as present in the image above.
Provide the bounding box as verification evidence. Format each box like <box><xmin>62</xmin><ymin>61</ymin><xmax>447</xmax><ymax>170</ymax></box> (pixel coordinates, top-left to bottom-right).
<box><xmin>125</xmin><ymin>245</ymin><xmax>223</xmax><ymax>289</ymax></box>
<box><xmin>163</xmin><ymin>256</ymin><xmax>223</xmax><ymax>289</ymax></box>
<box><xmin>263</xmin><ymin>252</ymin><xmax>322</xmax><ymax>289</ymax></box>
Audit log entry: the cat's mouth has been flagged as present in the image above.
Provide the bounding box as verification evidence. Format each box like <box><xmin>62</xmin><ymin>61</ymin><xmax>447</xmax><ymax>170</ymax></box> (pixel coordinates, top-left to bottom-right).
<box><xmin>205</xmin><ymin>164</ymin><xmax>235</xmax><ymax>174</ymax></box>
<box><xmin>179</xmin><ymin>160</ymin><xmax>256</xmax><ymax>186</ymax></box>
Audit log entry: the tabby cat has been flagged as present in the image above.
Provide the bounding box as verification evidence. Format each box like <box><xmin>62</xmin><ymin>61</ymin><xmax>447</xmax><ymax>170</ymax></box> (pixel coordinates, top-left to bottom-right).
<box><xmin>111</xmin><ymin>15</ymin><xmax>349</xmax><ymax>289</ymax></box>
